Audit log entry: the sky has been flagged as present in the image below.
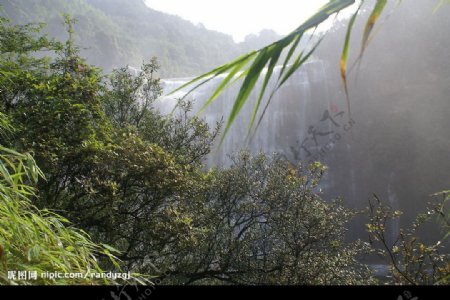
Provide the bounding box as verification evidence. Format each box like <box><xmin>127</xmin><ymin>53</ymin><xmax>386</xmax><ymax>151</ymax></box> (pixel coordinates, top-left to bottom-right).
<box><xmin>144</xmin><ymin>0</ymin><xmax>330</xmax><ymax>42</ymax></box>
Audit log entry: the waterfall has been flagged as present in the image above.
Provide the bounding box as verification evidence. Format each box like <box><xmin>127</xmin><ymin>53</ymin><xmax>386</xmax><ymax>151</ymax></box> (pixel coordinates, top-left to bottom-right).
<box><xmin>157</xmin><ymin>60</ymin><xmax>332</xmax><ymax>167</ymax></box>
<box><xmin>387</xmin><ymin>171</ymin><xmax>400</xmax><ymax>244</ymax></box>
<box><xmin>154</xmin><ymin>58</ymin><xmax>446</xmax><ymax>253</ymax></box>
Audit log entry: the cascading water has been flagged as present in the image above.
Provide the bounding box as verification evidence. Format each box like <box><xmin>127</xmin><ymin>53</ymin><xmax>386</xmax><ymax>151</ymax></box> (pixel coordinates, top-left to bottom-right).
<box><xmin>154</xmin><ymin>57</ymin><xmax>448</xmax><ymax>269</ymax></box>
<box><xmin>387</xmin><ymin>171</ymin><xmax>400</xmax><ymax>244</ymax></box>
<box><xmin>157</xmin><ymin>60</ymin><xmax>334</xmax><ymax>168</ymax></box>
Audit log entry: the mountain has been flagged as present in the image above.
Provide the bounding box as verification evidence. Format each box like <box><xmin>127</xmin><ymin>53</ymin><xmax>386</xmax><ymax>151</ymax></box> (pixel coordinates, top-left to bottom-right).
<box><xmin>0</xmin><ymin>0</ymin><xmax>281</xmax><ymax>77</ymax></box>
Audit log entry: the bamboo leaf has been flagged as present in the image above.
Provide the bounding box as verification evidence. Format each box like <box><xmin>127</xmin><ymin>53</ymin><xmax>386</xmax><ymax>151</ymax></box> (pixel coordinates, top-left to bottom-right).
<box><xmin>433</xmin><ymin>0</ymin><xmax>450</xmax><ymax>13</ymax></box>
<box><xmin>167</xmin><ymin>51</ymin><xmax>257</xmax><ymax>97</ymax></box>
<box><xmin>340</xmin><ymin>2</ymin><xmax>362</xmax><ymax>115</ymax></box>
<box><xmin>220</xmin><ymin>47</ymin><xmax>275</xmax><ymax>144</ymax></box>
<box><xmin>361</xmin><ymin>0</ymin><xmax>388</xmax><ymax>54</ymax></box>
<box><xmin>174</xmin><ymin>0</ymin><xmax>360</xmax><ymax>140</ymax></box>
<box><xmin>248</xmin><ymin>43</ymin><xmax>285</xmax><ymax>133</ymax></box>
<box><xmin>277</xmin><ymin>33</ymin><xmax>303</xmax><ymax>82</ymax></box>
<box><xmin>253</xmin><ymin>38</ymin><xmax>324</xmax><ymax>135</ymax></box>
<box><xmin>101</xmin><ymin>243</ymin><xmax>121</xmax><ymax>254</ymax></box>
<box><xmin>279</xmin><ymin>38</ymin><xmax>324</xmax><ymax>89</ymax></box>
<box><xmin>0</xmin><ymin>163</ymin><xmax>12</xmax><ymax>184</ymax></box>
<box><xmin>198</xmin><ymin>55</ymin><xmax>253</xmax><ymax>115</ymax></box>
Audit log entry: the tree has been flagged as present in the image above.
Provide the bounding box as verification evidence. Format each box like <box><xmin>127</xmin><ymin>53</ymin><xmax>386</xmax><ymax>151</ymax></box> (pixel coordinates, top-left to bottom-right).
<box><xmin>0</xmin><ymin>14</ymin><xmax>190</xmax><ymax>273</ymax></box>
<box><xmin>167</xmin><ymin>152</ymin><xmax>374</xmax><ymax>285</ymax></box>
<box><xmin>103</xmin><ymin>60</ymin><xmax>221</xmax><ymax>168</ymax></box>
<box><xmin>0</xmin><ymin>16</ymin><xmax>61</xmax><ymax>112</ymax></box>
<box><xmin>367</xmin><ymin>193</ymin><xmax>449</xmax><ymax>285</ymax></box>
<box><xmin>0</xmin><ymin>112</ymin><xmax>126</xmax><ymax>285</ymax></box>
<box><xmin>103</xmin><ymin>58</ymin><xmax>162</xmax><ymax>129</ymax></box>
<box><xmin>4</xmin><ymin>7</ymin><xmax>448</xmax><ymax>286</ymax></box>
<box><xmin>0</xmin><ymin>15</ymin><xmax>217</xmax><ymax>278</ymax></box>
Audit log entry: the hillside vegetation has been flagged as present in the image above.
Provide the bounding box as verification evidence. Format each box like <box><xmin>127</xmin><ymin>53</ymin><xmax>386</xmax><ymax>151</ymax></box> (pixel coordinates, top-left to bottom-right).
<box><xmin>0</xmin><ymin>0</ymin><xmax>280</xmax><ymax>77</ymax></box>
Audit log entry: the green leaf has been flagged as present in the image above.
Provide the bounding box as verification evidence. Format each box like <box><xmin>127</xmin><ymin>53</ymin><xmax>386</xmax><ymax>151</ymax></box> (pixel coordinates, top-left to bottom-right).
<box><xmin>248</xmin><ymin>43</ymin><xmax>285</xmax><ymax>134</ymax></box>
<box><xmin>198</xmin><ymin>55</ymin><xmax>253</xmax><ymax>115</ymax></box>
<box><xmin>277</xmin><ymin>33</ymin><xmax>303</xmax><ymax>82</ymax></box>
<box><xmin>220</xmin><ymin>46</ymin><xmax>275</xmax><ymax>145</ymax></box>
<box><xmin>167</xmin><ymin>51</ymin><xmax>257</xmax><ymax>98</ymax></box>
<box><xmin>340</xmin><ymin>2</ymin><xmax>362</xmax><ymax>115</ymax></box>
<box><xmin>164</xmin><ymin>0</ymin><xmax>380</xmax><ymax>141</ymax></box>
<box><xmin>27</xmin><ymin>245</ymin><xmax>41</xmax><ymax>262</ymax></box>
<box><xmin>361</xmin><ymin>0</ymin><xmax>388</xmax><ymax>54</ymax></box>
<box><xmin>101</xmin><ymin>243</ymin><xmax>121</xmax><ymax>254</ymax></box>
<box><xmin>433</xmin><ymin>0</ymin><xmax>450</xmax><ymax>14</ymax></box>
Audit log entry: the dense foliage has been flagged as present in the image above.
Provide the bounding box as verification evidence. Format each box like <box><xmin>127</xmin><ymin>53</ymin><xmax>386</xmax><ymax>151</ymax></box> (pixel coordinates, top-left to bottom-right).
<box><xmin>367</xmin><ymin>193</ymin><xmax>449</xmax><ymax>285</ymax></box>
<box><xmin>0</xmin><ymin>9</ymin><xmax>447</xmax><ymax>285</ymax></box>
<box><xmin>0</xmin><ymin>0</ymin><xmax>281</xmax><ymax>77</ymax></box>
<box><xmin>168</xmin><ymin>155</ymin><xmax>374</xmax><ymax>284</ymax></box>
<box><xmin>0</xmin><ymin>114</ymin><xmax>125</xmax><ymax>285</ymax></box>
<box><xmin>0</xmin><ymin>15</ymin><xmax>373</xmax><ymax>285</ymax></box>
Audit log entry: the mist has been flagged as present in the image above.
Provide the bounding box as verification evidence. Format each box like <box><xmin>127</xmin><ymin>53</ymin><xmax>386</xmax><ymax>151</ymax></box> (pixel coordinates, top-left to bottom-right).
<box><xmin>1</xmin><ymin>0</ymin><xmax>449</xmax><ymax>288</ymax></box>
<box><xmin>158</xmin><ymin>0</ymin><xmax>450</xmax><ymax>249</ymax></box>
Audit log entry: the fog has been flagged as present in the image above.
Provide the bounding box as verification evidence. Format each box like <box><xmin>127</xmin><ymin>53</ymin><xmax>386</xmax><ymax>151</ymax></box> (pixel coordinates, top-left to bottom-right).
<box><xmin>315</xmin><ymin>0</ymin><xmax>450</xmax><ymax>241</ymax></box>
<box><xmin>2</xmin><ymin>0</ymin><xmax>448</xmax><ymax>269</ymax></box>
<box><xmin>158</xmin><ymin>1</ymin><xmax>450</xmax><ymax>250</ymax></box>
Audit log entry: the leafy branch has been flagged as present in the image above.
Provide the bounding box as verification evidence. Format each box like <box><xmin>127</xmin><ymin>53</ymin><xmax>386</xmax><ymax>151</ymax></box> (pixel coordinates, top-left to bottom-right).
<box><xmin>169</xmin><ymin>0</ymin><xmax>391</xmax><ymax>144</ymax></box>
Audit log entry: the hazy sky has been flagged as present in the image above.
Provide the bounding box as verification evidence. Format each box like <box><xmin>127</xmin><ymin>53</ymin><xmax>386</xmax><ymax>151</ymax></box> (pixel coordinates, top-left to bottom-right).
<box><xmin>144</xmin><ymin>0</ymin><xmax>330</xmax><ymax>42</ymax></box>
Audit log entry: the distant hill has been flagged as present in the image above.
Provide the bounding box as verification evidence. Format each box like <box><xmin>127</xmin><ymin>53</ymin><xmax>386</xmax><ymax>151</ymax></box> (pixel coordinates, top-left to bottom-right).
<box><xmin>0</xmin><ymin>0</ymin><xmax>281</xmax><ymax>77</ymax></box>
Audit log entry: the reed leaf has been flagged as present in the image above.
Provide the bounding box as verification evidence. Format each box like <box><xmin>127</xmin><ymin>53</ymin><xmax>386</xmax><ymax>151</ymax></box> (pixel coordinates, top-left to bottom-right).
<box><xmin>361</xmin><ymin>0</ymin><xmax>388</xmax><ymax>54</ymax></box>
<box><xmin>340</xmin><ymin>2</ymin><xmax>362</xmax><ymax>115</ymax></box>
<box><xmin>434</xmin><ymin>0</ymin><xmax>450</xmax><ymax>13</ymax></box>
<box><xmin>0</xmin><ymin>114</ymin><xmax>150</xmax><ymax>285</ymax></box>
<box><xmin>220</xmin><ymin>46</ymin><xmax>276</xmax><ymax>144</ymax></box>
<box><xmin>248</xmin><ymin>44</ymin><xmax>284</xmax><ymax>134</ymax></box>
<box><xmin>252</xmin><ymin>39</ymin><xmax>324</xmax><ymax>136</ymax></box>
<box><xmin>198</xmin><ymin>55</ymin><xmax>253</xmax><ymax>115</ymax></box>
<box><xmin>168</xmin><ymin>51</ymin><xmax>258</xmax><ymax>98</ymax></box>
<box><xmin>166</xmin><ymin>0</ymin><xmax>396</xmax><ymax>140</ymax></box>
